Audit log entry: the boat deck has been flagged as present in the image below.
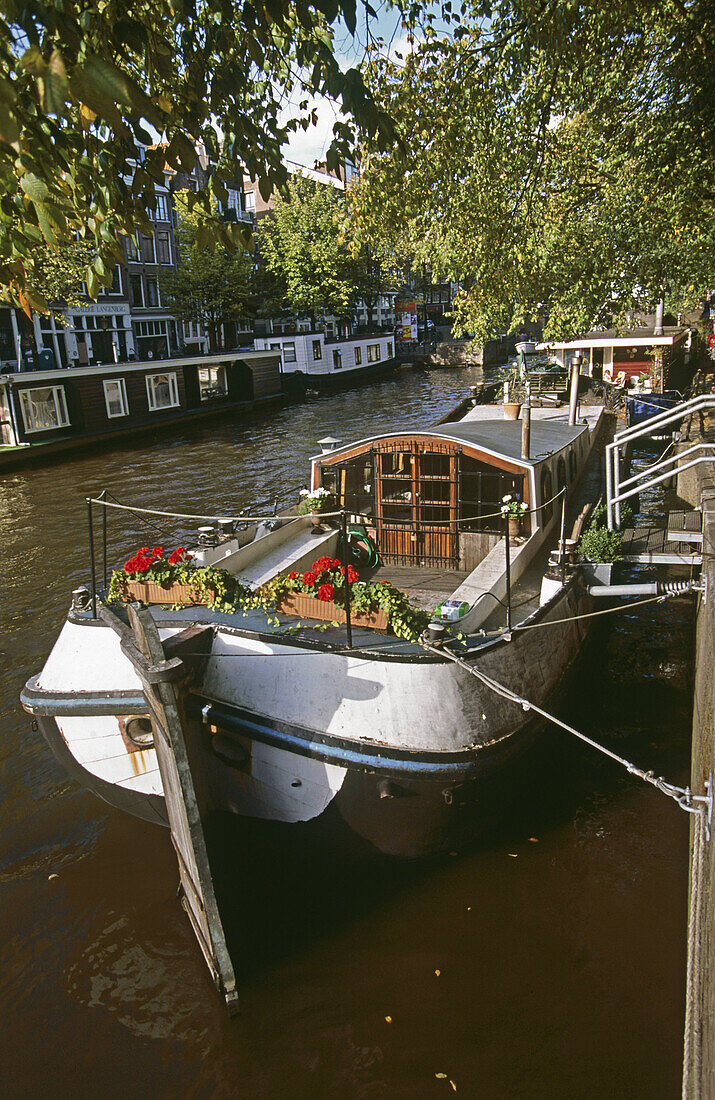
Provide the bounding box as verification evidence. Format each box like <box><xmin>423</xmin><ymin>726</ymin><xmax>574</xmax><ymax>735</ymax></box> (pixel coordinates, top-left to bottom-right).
<box><xmin>363</xmin><ymin>564</ymin><xmax>470</xmax><ymax>612</ymax></box>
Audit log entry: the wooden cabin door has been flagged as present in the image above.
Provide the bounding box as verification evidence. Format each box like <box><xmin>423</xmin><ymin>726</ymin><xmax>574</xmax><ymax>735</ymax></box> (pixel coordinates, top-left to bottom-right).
<box><xmin>375</xmin><ymin>443</ymin><xmax>459</xmax><ymax>567</ymax></box>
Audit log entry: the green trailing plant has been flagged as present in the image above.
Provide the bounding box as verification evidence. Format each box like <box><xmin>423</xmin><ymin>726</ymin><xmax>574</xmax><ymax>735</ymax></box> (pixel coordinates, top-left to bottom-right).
<box><xmin>107</xmin><ymin>545</ymin><xmax>246</xmax><ymax>612</ymax></box>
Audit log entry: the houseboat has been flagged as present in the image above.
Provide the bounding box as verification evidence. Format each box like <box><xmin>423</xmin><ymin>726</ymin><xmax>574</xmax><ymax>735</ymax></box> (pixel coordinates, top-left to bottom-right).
<box><xmin>0</xmin><ymin>349</ymin><xmax>282</xmax><ymax>470</ymax></box>
<box><xmin>21</xmin><ymin>400</ymin><xmax>607</xmax><ymax>857</ymax></box>
<box><xmin>538</xmin><ymin>325</ymin><xmax>690</xmax><ymax>390</ymax></box>
<box><xmin>253</xmin><ymin>330</ymin><xmax>396</xmax><ymax>391</ymax></box>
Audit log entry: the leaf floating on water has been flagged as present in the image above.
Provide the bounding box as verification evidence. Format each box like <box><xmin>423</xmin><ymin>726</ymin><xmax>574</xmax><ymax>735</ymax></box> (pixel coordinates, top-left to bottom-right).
<box><xmin>48</xmin><ymin>873</ymin><xmax>58</xmax><ymax>880</ymax></box>
<box><xmin>385</xmin><ymin>1015</ymin><xmax>392</xmax><ymax>1024</ymax></box>
<box><xmin>529</xmin><ymin>837</ymin><xmax>539</xmax><ymax>842</ymax></box>
<box><xmin>508</xmin><ymin>853</ymin><xmax>518</xmax><ymax>857</ymax></box>
<box><xmin>435</xmin><ymin>1073</ymin><xmax>447</xmax><ymax>1079</ymax></box>
<box><xmin>450</xmin><ymin>1081</ymin><xmax>457</xmax><ymax>1092</ymax></box>
<box><xmin>435</xmin><ymin>969</ymin><xmax>441</xmax><ymax>976</ymax></box>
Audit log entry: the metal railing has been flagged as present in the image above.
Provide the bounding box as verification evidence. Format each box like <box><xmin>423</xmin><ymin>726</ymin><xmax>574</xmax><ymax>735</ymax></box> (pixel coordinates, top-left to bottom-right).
<box><xmin>606</xmin><ymin>393</ymin><xmax>715</xmax><ymax>529</ymax></box>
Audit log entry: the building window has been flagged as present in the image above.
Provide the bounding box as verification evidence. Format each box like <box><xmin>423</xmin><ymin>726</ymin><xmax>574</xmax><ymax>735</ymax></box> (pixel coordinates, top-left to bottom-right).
<box><xmin>19</xmin><ymin>386</ymin><xmax>69</xmax><ymax>432</ymax></box>
<box><xmin>155</xmin><ymin>231</ymin><xmax>172</xmax><ymax>264</ymax></box>
<box><xmin>140</xmin><ymin>235</ymin><xmax>155</xmax><ymax>263</ymax></box>
<box><xmin>283</xmin><ymin>342</ymin><xmax>296</xmax><ymax>363</ymax></box>
<box><xmin>153</xmin><ymin>193</ymin><xmax>170</xmax><ymax>221</ymax></box>
<box><xmin>312</xmin><ymin>340</ymin><xmax>322</xmax><ymax>360</ymax></box>
<box><xmin>244</xmin><ymin>190</ymin><xmax>256</xmax><ymax>212</ymax></box>
<box><xmin>146</xmin><ymin>372</ymin><xmax>179</xmax><ymax>410</ymax></box>
<box><xmin>333</xmin><ymin>349</ymin><xmax>342</xmax><ymax>370</ymax></box>
<box><xmin>125</xmin><ymin>236</ymin><xmax>139</xmax><ymax>261</ymax></box>
<box><xmin>145</xmin><ymin>277</ymin><xmax>160</xmax><ymax>307</ymax></box>
<box><xmin>103</xmin><ymin>378</ymin><xmax>129</xmax><ymax>418</ymax></box>
<box><xmin>354</xmin><ymin>345</ymin><xmax>362</xmax><ymax>365</ymax></box>
<box><xmin>130</xmin><ymin>274</ymin><xmax>144</xmax><ymax>307</ymax></box>
<box><xmin>367</xmin><ymin>343</ymin><xmax>381</xmax><ymax>362</ymax></box>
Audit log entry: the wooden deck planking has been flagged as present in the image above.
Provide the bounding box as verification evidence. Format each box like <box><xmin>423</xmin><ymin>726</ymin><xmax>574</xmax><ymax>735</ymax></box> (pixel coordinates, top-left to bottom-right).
<box><xmin>621</xmin><ymin>521</ymin><xmax>702</xmax><ymax>565</ymax></box>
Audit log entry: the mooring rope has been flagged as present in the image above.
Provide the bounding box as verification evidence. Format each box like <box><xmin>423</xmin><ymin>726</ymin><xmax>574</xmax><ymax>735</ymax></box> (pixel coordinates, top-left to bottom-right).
<box><xmin>682</xmin><ymin>808</ymin><xmax>706</xmax><ymax>1099</ymax></box>
<box><xmin>420</xmin><ymin>639</ymin><xmax>711</xmax><ymax>823</ymax></box>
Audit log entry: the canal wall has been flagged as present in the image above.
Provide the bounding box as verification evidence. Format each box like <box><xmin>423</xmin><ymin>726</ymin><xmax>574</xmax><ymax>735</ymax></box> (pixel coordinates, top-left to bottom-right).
<box><xmin>677</xmin><ymin>371</ymin><xmax>715</xmax><ymax>1097</ymax></box>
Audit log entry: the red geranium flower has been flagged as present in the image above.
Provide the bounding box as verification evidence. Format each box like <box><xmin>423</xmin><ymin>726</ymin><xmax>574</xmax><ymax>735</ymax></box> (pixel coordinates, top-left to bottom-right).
<box><xmin>317</xmin><ymin>583</ymin><xmax>334</xmax><ymax>602</ymax></box>
<box><xmin>287</xmin><ymin>571</ymin><xmax>298</xmax><ymax>580</ymax></box>
<box><xmin>302</xmin><ymin>570</ymin><xmax>317</xmax><ymax>587</ymax></box>
<box><xmin>167</xmin><ymin>547</ymin><xmax>186</xmax><ymax>565</ymax></box>
<box><xmin>152</xmin><ymin>546</ymin><xmax>164</xmax><ymax>557</ymax></box>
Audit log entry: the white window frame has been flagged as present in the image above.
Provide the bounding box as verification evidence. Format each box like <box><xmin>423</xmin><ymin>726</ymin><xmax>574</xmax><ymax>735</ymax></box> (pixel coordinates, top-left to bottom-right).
<box><xmin>153</xmin><ymin>193</ymin><xmax>170</xmax><ymax>221</ymax></box>
<box><xmin>19</xmin><ymin>385</ymin><xmax>69</xmax><ymax>433</ymax></box>
<box><xmin>354</xmin><ymin>345</ymin><xmax>362</xmax><ymax>365</ymax></box>
<box><xmin>103</xmin><ymin>378</ymin><xmax>129</xmax><ymax>419</ymax></box>
<box><xmin>146</xmin><ymin>372</ymin><xmax>179</xmax><ymax>411</ymax></box>
<box><xmin>367</xmin><ymin>343</ymin><xmax>381</xmax><ymax>363</ymax></box>
<box><xmin>312</xmin><ymin>340</ymin><xmax>322</xmax><ymax>360</ymax></box>
<box><xmin>283</xmin><ymin>341</ymin><xmax>296</xmax><ymax>363</ymax></box>
<box><xmin>333</xmin><ymin>349</ymin><xmax>342</xmax><ymax>370</ymax></box>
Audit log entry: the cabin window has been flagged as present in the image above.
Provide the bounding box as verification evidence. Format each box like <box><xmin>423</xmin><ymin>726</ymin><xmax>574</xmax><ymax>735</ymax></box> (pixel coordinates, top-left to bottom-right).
<box><xmin>568</xmin><ymin>450</ymin><xmax>577</xmax><ymax>482</ymax></box>
<box><xmin>541</xmin><ymin>468</ymin><xmax>554</xmax><ymax>525</ymax></box>
<box><xmin>354</xmin><ymin>346</ymin><xmax>362</xmax><ymax>365</ymax></box>
<box><xmin>367</xmin><ymin>344</ymin><xmax>381</xmax><ymax>362</ymax></box>
<box><xmin>459</xmin><ymin>456</ymin><xmax>524</xmax><ymax>533</ymax></box>
<box><xmin>283</xmin><ymin>342</ymin><xmax>296</xmax><ymax>363</ymax></box>
<box><xmin>333</xmin><ymin>350</ymin><xmax>342</xmax><ymax>370</ymax></box>
<box><xmin>103</xmin><ymin>378</ymin><xmax>129</xmax><ymax>418</ymax></box>
<box><xmin>19</xmin><ymin>385</ymin><xmax>70</xmax><ymax>432</ymax></box>
<box><xmin>312</xmin><ymin>340</ymin><xmax>322</xmax><ymax>360</ymax></box>
<box><xmin>387</xmin><ymin>342</ymin><xmax>393</xmax><ymax>357</ymax></box>
<box><xmin>198</xmin><ymin>367</ymin><xmax>226</xmax><ymax>401</ymax></box>
<box><xmin>321</xmin><ymin>455</ymin><xmax>374</xmax><ymax>517</ymax></box>
<box><xmin>557</xmin><ymin>457</ymin><xmax>567</xmax><ymax>493</ymax></box>
<box><xmin>146</xmin><ymin>372</ymin><xmax>179</xmax><ymax>411</ymax></box>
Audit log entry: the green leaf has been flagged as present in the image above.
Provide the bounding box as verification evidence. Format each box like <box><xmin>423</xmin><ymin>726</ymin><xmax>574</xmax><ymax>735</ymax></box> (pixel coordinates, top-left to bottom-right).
<box><xmin>21</xmin><ymin>174</ymin><xmax>52</xmax><ymax>204</ymax></box>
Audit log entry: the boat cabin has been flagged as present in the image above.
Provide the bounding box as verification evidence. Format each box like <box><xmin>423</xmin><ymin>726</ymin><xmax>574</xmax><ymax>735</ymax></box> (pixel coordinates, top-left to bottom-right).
<box><xmin>311</xmin><ymin>415</ymin><xmax>591</xmax><ymax>572</ymax></box>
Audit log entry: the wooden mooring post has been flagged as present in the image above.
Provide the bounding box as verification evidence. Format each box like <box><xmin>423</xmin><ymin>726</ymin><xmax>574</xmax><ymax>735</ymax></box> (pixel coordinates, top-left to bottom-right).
<box><xmin>99</xmin><ymin>603</ymin><xmax>239</xmax><ymax>1015</ymax></box>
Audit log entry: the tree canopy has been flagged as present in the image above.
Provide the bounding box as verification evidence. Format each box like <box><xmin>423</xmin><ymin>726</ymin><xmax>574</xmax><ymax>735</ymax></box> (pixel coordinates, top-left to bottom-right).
<box><xmin>353</xmin><ymin>0</ymin><xmax>715</xmax><ymax>340</ymax></box>
<box><xmin>259</xmin><ymin>173</ymin><xmax>359</xmax><ymax>321</ymax></box>
<box><xmin>0</xmin><ymin>0</ymin><xmax>400</xmax><ymax>311</ymax></box>
<box><xmin>160</xmin><ymin>191</ymin><xmax>253</xmax><ymax>351</ymax></box>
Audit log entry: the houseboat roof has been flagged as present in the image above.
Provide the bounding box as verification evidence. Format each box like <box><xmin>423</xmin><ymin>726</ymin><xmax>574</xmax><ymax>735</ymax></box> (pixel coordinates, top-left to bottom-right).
<box><xmin>0</xmin><ymin>349</ymin><xmax>279</xmax><ymax>385</ymax></box>
<box><xmin>537</xmin><ymin>326</ymin><xmax>688</xmax><ymax>352</ymax></box>
<box><xmin>318</xmin><ymin>406</ymin><xmax>598</xmax><ymax>470</ymax></box>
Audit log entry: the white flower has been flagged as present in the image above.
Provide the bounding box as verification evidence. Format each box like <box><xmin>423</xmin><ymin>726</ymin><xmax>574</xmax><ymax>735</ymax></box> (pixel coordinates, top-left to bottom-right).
<box><xmin>502</xmin><ymin>494</ymin><xmax>512</xmax><ymax>503</ymax></box>
<box><xmin>299</xmin><ymin>488</ymin><xmax>310</xmax><ymax>496</ymax></box>
<box><xmin>501</xmin><ymin>505</ymin><xmax>510</xmax><ymax>515</ymax></box>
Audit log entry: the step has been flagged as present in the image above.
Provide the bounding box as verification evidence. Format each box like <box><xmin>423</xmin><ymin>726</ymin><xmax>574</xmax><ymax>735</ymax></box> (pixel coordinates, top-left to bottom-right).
<box><xmin>235</xmin><ymin>526</ymin><xmax>337</xmax><ymax>589</ymax></box>
<box><xmin>667</xmin><ymin>509</ymin><xmax>703</xmax><ymax>544</ymax></box>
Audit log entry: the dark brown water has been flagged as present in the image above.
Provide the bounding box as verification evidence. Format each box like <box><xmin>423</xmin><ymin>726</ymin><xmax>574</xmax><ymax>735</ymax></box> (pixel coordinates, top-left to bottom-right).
<box><xmin>0</xmin><ymin>368</ymin><xmax>693</xmax><ymax>1098</ymax></box>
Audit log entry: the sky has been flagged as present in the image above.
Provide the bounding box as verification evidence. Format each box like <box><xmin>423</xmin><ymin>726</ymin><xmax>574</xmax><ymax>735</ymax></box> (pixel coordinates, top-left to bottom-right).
<box><xmin>281</xmin><ymin>2</ymin><xmax>429</xmax><ymax>167</ymax></box>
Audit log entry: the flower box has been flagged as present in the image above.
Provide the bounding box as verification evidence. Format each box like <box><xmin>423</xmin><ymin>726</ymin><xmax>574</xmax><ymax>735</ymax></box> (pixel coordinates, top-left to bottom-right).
<box><xmin>276</xmin><ymin>592</ymin><xmax>389</xmax><ymax>631</ymax></box>
<box><xmin>122</xmin><ymin>580</ymin><xmax>215</xmax><ymax>607</ymax></box>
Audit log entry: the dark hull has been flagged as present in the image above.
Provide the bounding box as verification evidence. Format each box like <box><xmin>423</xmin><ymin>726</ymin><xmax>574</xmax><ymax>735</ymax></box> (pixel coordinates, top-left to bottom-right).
<box><xmin>281</xmin><ymin>359</ymin><xmax>395</xmax><ymax>394</ymax></box>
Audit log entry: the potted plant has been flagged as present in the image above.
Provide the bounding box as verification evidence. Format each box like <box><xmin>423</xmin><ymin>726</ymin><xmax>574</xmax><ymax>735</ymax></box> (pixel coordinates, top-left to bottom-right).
<box><xmin>501</xmin><ymin>494</ymin><xmax>529</xmax><ymax>537</ymax></box>
<box><xmin>297</xmin><ymin>486</ymin><xmax>333</xmax><ymax>522</ymax></box>
<box><xmin>256</xmin><ymin>555</ymin><xmax>430</xmax><ymax>639</ymax></box>
<box><xmin>502</xmin><ymin>373</ymin><xmax>528</xmax><ymax>420</ymax></box>
<box><xmin>108</xmin><ymin>546</ymin><xmax>240</xmax><ymax>609</ymax></box>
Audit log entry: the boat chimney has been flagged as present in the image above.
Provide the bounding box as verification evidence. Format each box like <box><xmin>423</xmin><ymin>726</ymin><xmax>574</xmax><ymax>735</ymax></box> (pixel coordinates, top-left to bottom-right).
<box><xmin>318</xmin><ymin>436</ymin><xmax>342</xmax><ymax>455</ymax></box>
<box><xmin>568</xmin><ymin>354</ymin><xmax>581</xmax><ymax>426</ymax></box>
<box><xmin>521</xmin><ymin>384</ymin><xmax>531</xmax><ymax>459</ymax></box>
<box><xmin>654</xmin><ymin>298</ymin><xmax>664</xmax><ymax>337</ymax></box>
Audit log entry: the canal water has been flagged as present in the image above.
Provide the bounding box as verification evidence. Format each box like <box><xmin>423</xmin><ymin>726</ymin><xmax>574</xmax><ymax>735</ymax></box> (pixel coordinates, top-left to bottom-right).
<box><xmin>0</xmin><ymin>366</ymin><xmax>693</xmax><ymax>1097</ymax></box>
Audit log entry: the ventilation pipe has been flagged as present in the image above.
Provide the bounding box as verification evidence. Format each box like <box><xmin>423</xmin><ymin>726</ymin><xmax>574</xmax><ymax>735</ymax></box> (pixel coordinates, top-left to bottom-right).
<box><xmin>654</xmin><ymin>298</ymin><xmax>664</xmax><ymax>337</ymax></box>
<box><xmin>521</xmin><ymin>383</ymin><xmax>531</xmax><ymax>459</ymax></box>
<box><xmin>568</xmin><ymin>353</ymin><xmax>581</xmax><ymax>426</ymax></box>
